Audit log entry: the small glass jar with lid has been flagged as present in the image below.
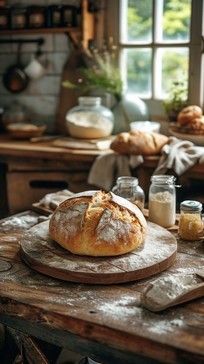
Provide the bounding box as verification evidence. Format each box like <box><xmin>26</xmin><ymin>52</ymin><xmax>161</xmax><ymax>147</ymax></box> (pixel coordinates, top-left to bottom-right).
<box><xmin>10</xmin><ymin>6</ymin><xmax>27</xmax><ymax>29</ymax></box>
<box><xmin>112</xmin><ymin>176</ymin><xmax>145</xmax><ymax>211</ymax></box>
<box><xmin>178</xmin><ymin>200</ymin><xmax>203</xmax><ymax>241</ymax></box>
<box><xmin>0</xmin><ymin>6</ymin><xmax>10</xmax><ymax>30</ymax></box>
<box><xmin>148</xmin><ymin>175</ymin><xmax>176</xmax><ymax>228</ymax></box>
<box><xmin>66</xmin><ymin>96</ymin><xmax>114</xmax><ymax>139</ymax></box>
<box><xmin>47</xmin><ymin>5</ymin><xmax>62</xmax><ymax>28</ymax></box>
<box><xmin>27</xmin><ymin>6</ymin><xmax>45</xmax><ymax>28</ymax></box>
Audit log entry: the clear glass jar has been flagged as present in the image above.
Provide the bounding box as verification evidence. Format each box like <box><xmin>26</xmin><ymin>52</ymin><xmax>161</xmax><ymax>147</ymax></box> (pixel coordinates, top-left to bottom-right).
<box><xmin>112</xmin><ymin>176</ymin><xmax>145</xmax><ymax>211</ymax></box>
<box><xmin>179</xmin><ymin>200</ymin><xmax>203</xmax><ymax>241</ymax></box>
<box><xmin>0</xmin><ymin>6</ymin><xmax>10</xmax><ymax>30</ymax></box>
<box><xmin>10</xmin><ymin>6</ymin><xmax>27</xmax><ymax>30</ymax></box>
<box><xmin>28</xmin><ymin>6</ymin><xmax>45</xmax><ymax>28</ymax></box>
<box><xmin>148</xmin><ymin>175</ymin><xmax>176</xmax><ymax>228</ymax></box>
<box><xmin>66</xmin><ymin>97</ymin><xmax>114</xmax><ymax>139</ymax></box>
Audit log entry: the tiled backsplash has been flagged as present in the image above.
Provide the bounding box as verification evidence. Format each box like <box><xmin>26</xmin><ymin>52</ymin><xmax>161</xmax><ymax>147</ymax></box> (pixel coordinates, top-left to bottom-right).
<box><xmin>0</xmin><ymin>0</ymin><xmax>80</xmax><ymax>132</ymax></box>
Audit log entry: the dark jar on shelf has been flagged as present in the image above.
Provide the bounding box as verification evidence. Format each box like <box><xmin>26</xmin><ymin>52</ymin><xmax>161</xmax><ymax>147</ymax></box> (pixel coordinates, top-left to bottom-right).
<box><xmin>76</xmin><ymin>6</ymin><xmax>81</xmax><ymax>27</ymax></box>
<box><xmin>47</xmin><ymin>5</ymin><xmax>62</xmax><ymax>28</ymax></box>
<box><xmin>10</xmin><ymin>6</ymin><xmax>27</xmax><ymax>30</ymax></box>
<box><xmin>61</xmin><ymin>5</ymin><xmax>77</xmax><ymax>27</ymax></box>
<box><xmin>0</xmin><ymin>6</ymin><xmax>10</xmax><ymax>30</ymax></box>
<box><xmin>27</xmin><ymin>6</ymin><xmax>45</xmax><ymax>28</ymax></box>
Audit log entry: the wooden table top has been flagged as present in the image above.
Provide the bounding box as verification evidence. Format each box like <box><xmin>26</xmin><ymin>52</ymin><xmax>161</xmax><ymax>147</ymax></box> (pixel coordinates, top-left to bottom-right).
<box><xmin>0</xmin><ymin>135</ymin><xmax>104</xmax><ymax>162</ymax></box>
<box><xmin>0</xmin><ymin>211</ymin><xmax>203</xmax><ymax>363</ymax></box>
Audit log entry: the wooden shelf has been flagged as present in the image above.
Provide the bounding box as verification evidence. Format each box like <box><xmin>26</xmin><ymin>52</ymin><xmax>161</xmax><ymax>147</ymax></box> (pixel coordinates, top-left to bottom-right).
<box><xmin>0</xmin><ymin>0</ymin><xmax>98</xmax><ymax>49</ymax></box>
<box><xmin>0</xmin><ymin>27</ymin><xmax>80</xmax><ymax>36</ymax></box>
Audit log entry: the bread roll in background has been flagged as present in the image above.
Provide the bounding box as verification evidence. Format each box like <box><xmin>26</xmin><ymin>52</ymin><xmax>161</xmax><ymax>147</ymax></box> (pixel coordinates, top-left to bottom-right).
<box><xmin>49</xmin><ymin>190</ymin><xmax>147</xmax><ymax>257</ymax></box>
<box><xmin>110</xmin><ymin>131</ymin><xmax>168</xmax><ymax>155</ymax></box>
<box><xmin>177</xmin><ymin>105</ymin><xmax>202</xmax><ymax>126</ymax></box>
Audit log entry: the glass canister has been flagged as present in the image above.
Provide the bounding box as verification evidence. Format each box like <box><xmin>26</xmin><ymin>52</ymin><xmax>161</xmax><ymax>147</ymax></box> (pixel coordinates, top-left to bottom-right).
<box><xmin>0</xmin><ymin>6</ymin><xmax>10</xmax><ymax>30</ymax></box>
<box><xmin>61</xmin><ymin>5</ymin><xmax>77</xmax><ymax>27</ymax></box>
<box><xmin>148</xmin><ymin>175</ymin><xmax>176</xmax><ymax>228</ymax></box>
<box><xmin>10</xmin><ymin>6</ymin><xmax>27</xmax><ymax>29</ymax></box>
<box><xmin>112</xmin><ymin>176</ymin><xmax>145</xmax><ymax>211</ymax></box>
<box><xmin>47</xmin><ymin>5</ymin><xmax>62</xmax><ymax>28</ymax></box>
<box><xmin>178</xmin><ymin>200</ymin><xmax>203</xmax><ymax>240</ymax></box>
<box><xmin>27</xmin><ymin>6</ymin><xmax>45</xmax><ymax>28</ymax></box>
<box><xmin>66</xmin><ymin>96</ymin><xmax>114</xmax><ymax>139</ymax></box>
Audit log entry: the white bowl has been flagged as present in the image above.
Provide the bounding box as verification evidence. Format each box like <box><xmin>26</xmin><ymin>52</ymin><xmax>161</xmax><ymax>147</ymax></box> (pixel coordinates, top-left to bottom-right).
<box><xmin>130</xmin><ymin>121</ymin><xmax>161</xmax><ymax>133</ymax></box>
<box><xmin>169</xmin><ymin>128</ymin><xmax>204</xmax><ymax>146</ymax></box>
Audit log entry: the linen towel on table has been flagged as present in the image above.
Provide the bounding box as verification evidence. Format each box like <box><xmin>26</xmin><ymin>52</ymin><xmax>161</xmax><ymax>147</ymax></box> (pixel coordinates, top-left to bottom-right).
<box><xmin>88</xmin><ymin>151</ymin><xmax>143</xmax><ymax>191</ymax></box>
<box><xmin>154</xmin><ymin>137</ymin><xmax>204</xmax><ymax>176</ymax></box>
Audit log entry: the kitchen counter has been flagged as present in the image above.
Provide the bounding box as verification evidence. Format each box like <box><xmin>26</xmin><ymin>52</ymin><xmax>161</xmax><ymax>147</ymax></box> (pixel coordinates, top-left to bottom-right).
<box><xmin>0</xmin><ymin>210</ymin><xmax>203</xmax><ymax>363</ymax></box>
<box><xmin>0</xmin><ymin>135</ymin><xmax>104</xmax><ymax>162</ymax></box>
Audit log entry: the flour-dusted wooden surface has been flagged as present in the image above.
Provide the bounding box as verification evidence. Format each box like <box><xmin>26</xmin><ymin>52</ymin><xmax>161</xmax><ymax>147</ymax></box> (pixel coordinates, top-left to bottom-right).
<box><xmin>20</xmin><ymin>221</ymin><xmax>177</xmax><ymax>284</ymax></box>
<box><xmin>0</xmin><ymin>211</ymin><xmax>203</xmax><ymax>363</ymax></box>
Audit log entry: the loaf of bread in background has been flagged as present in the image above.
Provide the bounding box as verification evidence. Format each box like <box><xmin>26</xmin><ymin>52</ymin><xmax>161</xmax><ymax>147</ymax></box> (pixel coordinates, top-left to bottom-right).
<box><xmin>49</xmin><ymin>190</ymin><xmax>147</xmax><ymax>257</ymax></box>
<box><xmin>177</xmin><ymin>105</ymin><xmax>202</xmax><ymax>126</ymax></box>
<box><xmin>110</xmin><ymin>131</ymin><xmax>168</xmax><ymax>155</ymax></box>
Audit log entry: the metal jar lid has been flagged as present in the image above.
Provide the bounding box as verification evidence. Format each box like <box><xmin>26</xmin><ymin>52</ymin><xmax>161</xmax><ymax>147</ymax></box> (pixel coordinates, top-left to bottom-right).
<box><xmin>180</xmin><ymin>200</ymin><xmax>203</xmax><ymax>212</ymax></box>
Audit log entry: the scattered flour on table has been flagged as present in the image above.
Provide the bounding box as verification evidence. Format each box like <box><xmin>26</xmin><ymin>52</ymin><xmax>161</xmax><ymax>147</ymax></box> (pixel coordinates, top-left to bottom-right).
<box><xmin>148</xmin><ymin>316</ymin><xmax>185</xmax><ymax>335</ymax></box>
<box><xmin>99</xmin><ymin>296</ymin><xmax>142</xmax><ymax>318</ymax></box>
<box><xmin>1</xmin><ymin>215</ymin><xmax>38</xmax><ymax>230</ymax></box>
<box><xmin>144</xmin><ymin>274</ymin><xmax>198</xmax><ymax>307</ymax></box>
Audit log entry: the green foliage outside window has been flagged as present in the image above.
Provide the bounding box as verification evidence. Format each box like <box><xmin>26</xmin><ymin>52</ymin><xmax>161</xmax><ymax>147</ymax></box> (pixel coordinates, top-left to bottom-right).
<box><xmin>126</xmin><ymin>0</ymin><xmax>191</xmax><ymax>96</ymax></box>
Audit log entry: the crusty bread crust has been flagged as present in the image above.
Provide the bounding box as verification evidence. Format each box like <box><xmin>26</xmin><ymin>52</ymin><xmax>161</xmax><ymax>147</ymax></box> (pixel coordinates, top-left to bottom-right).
<box><xmin>110</xmin><ymin>131</ymin><xmax>168</xmax><ymax>155</ymax></box>
<box><xmin>49</xmin><ymin>190</ymin><xmax>147</xmax><ymax>257</ymax></box>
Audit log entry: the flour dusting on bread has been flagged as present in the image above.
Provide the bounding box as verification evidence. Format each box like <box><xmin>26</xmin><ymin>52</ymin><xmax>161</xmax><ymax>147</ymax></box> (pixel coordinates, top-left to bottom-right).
<box><xmin>54</xmin><ymin>203</ymin><xmax>88</xmax><ymax>238</ymax></box>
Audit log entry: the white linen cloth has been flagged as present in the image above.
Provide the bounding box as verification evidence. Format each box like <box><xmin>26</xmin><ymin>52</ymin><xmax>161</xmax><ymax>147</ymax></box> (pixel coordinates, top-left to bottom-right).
<box><xmin>154</xmin><ymin>137</ymin><xmax>204</xmax><ymax>175</ymax></box>
<box><xmin>88</xmin><ymin>151</ymin><xmax>143</xmax><ymax>190</ymax></box>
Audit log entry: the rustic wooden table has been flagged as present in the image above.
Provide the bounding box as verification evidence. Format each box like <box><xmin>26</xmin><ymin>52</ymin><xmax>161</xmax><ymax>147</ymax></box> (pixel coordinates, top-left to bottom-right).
<box><xmin>0</xmin><ymin>211</ymin><xmax>203</xmax><ymax>364</ymax></box>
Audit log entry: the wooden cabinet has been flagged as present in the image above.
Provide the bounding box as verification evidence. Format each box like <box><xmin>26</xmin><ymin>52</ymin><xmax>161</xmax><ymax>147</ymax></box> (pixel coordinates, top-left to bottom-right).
<box><xmin>0</xmin><ymin>137</ymin><xmax>99</xmax><ymax>217</ymax></box>
<box><xmin>5</xmin><ymin>159</ymin><xmax>93</xmax><ymax>214</ymax></box>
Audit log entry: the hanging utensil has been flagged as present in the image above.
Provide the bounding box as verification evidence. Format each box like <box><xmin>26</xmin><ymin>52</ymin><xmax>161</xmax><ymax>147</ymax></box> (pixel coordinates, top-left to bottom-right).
<box><xmin>3</xmin><ymin>43</ymin><xmax>29</xmax><ymax>93</ymax></box>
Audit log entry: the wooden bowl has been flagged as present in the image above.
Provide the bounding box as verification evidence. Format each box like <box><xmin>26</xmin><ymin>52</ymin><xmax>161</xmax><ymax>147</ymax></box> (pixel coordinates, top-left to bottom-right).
<box><xmin>169</xmin><ymin>124</ymin><xmax>204</xmax><ymax>146</ymax></box>
<box><xmin>6</xmin><ymin>123</ymin><xmax>46</xmax><ymax>140</ymax></box>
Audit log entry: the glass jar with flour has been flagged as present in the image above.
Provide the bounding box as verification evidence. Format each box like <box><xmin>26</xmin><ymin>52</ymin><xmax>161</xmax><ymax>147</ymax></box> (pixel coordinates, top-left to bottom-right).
<box><xmin>66</xmin><ymin>96</ymin><xmax>114</xmax><ymax>139</ymax></box>
<box><xmin>148</xmin><ymin>175</ymin><xmax>176</xmax><ymax>228</ymax></box>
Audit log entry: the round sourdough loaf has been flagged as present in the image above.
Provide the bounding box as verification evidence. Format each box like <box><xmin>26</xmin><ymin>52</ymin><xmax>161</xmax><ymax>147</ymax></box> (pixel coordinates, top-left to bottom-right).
<box><xmin>49</xmin><ymin>190</ymin><xmax>147</xmax><ymax>256</ymax></box>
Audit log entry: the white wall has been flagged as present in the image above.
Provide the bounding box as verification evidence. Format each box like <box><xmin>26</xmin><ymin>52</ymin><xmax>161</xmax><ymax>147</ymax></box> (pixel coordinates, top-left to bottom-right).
<box><xmin>0</xmin><ymin>0</ymin><xmax>80</xmax><ymax>132</ymax></box>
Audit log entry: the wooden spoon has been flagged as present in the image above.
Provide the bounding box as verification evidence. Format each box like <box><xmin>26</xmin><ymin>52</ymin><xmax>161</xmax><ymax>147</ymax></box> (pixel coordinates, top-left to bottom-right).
<box><xmin>141</xmin><ymin>270</ymin><xmax>204</xmax><ymax>312</ymax></box>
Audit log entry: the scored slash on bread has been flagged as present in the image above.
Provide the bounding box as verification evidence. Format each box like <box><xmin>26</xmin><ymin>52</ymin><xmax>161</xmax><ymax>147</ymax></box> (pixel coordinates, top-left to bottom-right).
<box><xmin>110</xmin><ymin>131</ymin><xmax>169</xmax><ymax>155</ymax></box>
<box><xmin>49</xmin><ymin>190</ymin><xmax>147</xmax><ymax>257</ymax></box>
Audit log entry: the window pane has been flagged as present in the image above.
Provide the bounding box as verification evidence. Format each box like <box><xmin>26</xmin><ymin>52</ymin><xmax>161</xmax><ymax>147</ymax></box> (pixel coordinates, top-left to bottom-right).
<box><xmin>156</xmin><ymin>48</ymin><xmax>189</xmax><ymax>98</ymax></box>
<box><xmin>125</xmin><ymin>49</ymin><xmax>152</xmax><ymax>97</ymax></box>
<box><xmin>125</xmin><ymin>0</ymin><xmax>153</xmax><ymax>42</ymax></box>
<box><xmin>160</xmin><ymin>0</ymin><xmax>191</xmax><ymax>42</ymax></box>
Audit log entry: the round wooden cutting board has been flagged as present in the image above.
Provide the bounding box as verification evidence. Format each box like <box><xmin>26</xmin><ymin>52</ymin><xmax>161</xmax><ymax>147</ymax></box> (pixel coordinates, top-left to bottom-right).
<box><xmin>20</xmin><ymin>221</ymin><xmax>177</xmax><ymax>284</ymax></box>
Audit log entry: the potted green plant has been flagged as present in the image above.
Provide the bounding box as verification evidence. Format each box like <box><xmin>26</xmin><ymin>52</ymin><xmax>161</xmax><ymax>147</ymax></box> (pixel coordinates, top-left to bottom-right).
<box><xmin>163</xmin><ymin>80</ymin><xmax>188</xmax><ymax>122</ymax></box>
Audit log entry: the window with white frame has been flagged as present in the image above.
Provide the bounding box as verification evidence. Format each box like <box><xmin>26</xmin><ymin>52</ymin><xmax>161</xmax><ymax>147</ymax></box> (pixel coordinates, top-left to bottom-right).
<box><xmin>107</xmin><ymin>0</ymin><xmax>204</xmax><ymax>107</ymax></box>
